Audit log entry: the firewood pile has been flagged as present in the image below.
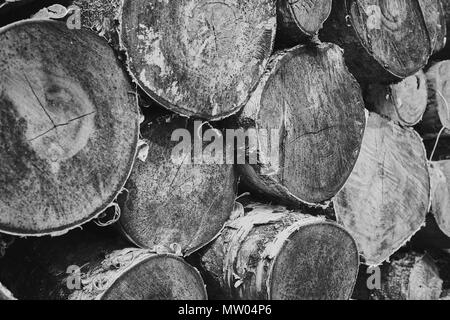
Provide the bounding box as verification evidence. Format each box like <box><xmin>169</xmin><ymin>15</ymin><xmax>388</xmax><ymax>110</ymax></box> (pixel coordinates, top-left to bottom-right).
<box><xmin>0</xmin><ymin>0</ymin><xmax>450</xmax><ymax>301</ymax></box>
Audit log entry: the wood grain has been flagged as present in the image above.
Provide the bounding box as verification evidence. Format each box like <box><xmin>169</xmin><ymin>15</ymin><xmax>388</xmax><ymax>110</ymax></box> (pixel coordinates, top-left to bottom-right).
<box><xmin>0</xmin><ymin>20</ymin><xmax>140</xmax><ymax>236</ymax></box>
<box><xmin>276</xmin><ymin>0</ymin><xmax>332</xmax><ymax>47</ymax></box>
<box><xmin>372</xmin><ymin>253</ymin><xmax>442</xmax><ymax>300</ymax></box>
<box><xmin>0</xmin><ymin>228</ymin><xmax>207</xmax><ymax>300</ymax></box>
<box><xmin>430</xmin><ymin>161</ymin><xmax>450</xmax><ymax>237</ymax></box>
<box><xmin>321</xmin><ymin>0</ymin><xmax>431</xmax><ymax>83</ymax></box>
<box><xmin>366</xmin><ymin>70</ymin><xmax>428</xmax><ymax>126</ymax></box>
<box><xmin>119</xmin><ymin>117</ymin><xmax>237</xmax><ymax>256</ymax></box>
<box><xmin>334</xmin><ymin>113</ymin><xmax>430</xmax><ymax>266</ymax></box>
<box><xmin>238</xmin><ymin>43</ymin><xmax>366</xmax><ymax>206</ymax></box>
<box><xmin>199</xmin><ymin>203</ymin><xmax>360</xmax><ymax>300</ymax></box>
<box><xmin>119</xmin><ymin>0</ymin><xmax>277</xmax><ymax>120</ymax></box>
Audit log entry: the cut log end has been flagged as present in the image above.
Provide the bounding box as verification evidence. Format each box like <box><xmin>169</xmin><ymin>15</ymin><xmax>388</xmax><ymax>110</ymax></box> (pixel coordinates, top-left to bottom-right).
<box><xmin>418</xmin><ymin>0</ymin><xmax>447</xmax><ymax>55</ymax></box>
<box><xmin>430</xmin><ymin>161</ymin><xmax>450</xmax><ymax>238</ymax></box>
<box><xmin>276</xmin><ymin>0</ymin><xmax>332</xmax><ymax>46</ymax></box>
<box><xmin>321</xmin><ymin>0</ymin><xmax>432</xmax><ymax>83</ymax></box>
<box><xmin>119</xmin><ymin>0</ymin><xmax>277</xmax><ymax>120</ymax></box>
<box><xmin>428</xmin><ymin>61</ymin><xmax>450</xmax><ymax>129</ymax></box>
<box><xmin>119</xmin><ymin>118</ymin><xmax>237</xmax><ymax>255</ymax></box>
<box><xmin>0</xmin><ymin>228</ymin><xmax>208</xmax><ymax>300</ymax></box>
<box><xmin>0</xmin><ymin>20</ymin><xmax>139</xmax><ymax>236</ymax></box>
<box><xmin>349</xmin><ymin>0</ymin><xmax>431</xmax><ymax>79</ymax></box>
<box><xmin>372</xmin><ymin>253</ymin><xmax>443</xmax><ymax>300</ymax></box>
<box><xmin>366</xmin><ymin>71</ymin><xmax>428</xmax><ymax>126</ymax></box>
<box><xmin>269</xmin><ymin>221</ymin><xmax>360</xmax><ymax>300</ymax></box>
<box><xmin>239</xmin><ymin>43</ymin><xmax>366</xmax><ymax>206</ymax></box>
<box><xmin>334</xmin><ymin>113</ymin><xmax>430</xmax><ymax>266</ymax></box>
<box><xmin>200</xmin><ymin>203</ymin><xmax>360</xmax><ymax>300</ymax></box>
<box><xmin>99</xmin><ymin>254</ymin><xmax>207</xmax><ymax>300</ymax></box>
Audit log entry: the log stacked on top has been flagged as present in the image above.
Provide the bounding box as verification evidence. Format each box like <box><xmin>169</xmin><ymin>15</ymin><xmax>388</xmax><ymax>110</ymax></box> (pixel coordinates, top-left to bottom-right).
<box><xmin>0</xmin><ymin>0</ymin><xmax>450</xmax><ymax>301</ymax></box>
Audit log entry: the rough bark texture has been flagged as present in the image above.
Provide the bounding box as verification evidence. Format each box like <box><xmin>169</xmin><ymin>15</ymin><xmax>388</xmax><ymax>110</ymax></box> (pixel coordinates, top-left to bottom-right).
<box><xmin>418</xmin><ymin>61</ymin><xmax>450</xmax><ymax>140</ymax></box>
<box><xmin>237</xmin><ymin>43</ymin><xmax>366</xmax><ymax>206</ymax></box>
<box><xmin>0</xmin><ymin>227</ymin><xmax>207</xmax><ymax>300</ymax></box>
<box><xmin>71</xmin><ymin>0</ymin><xmax>122</xmax><ymax>48</ymax></box>
<box><xmin>119</xmin><ymin>117</ymin><xmax>237</xmax><ymax>256</ymax></box>
<box><xmin>371</xmin><ymin>253</ymin><xmax>443</xmax><ymax>300</ymax></box>
<box><xmin>430</xmin><ymin>161</ymin><xmax>450</xmax><ymax>238</ymax></box>
<box><xmin>365</xmin><ymin>70</ymin><xmax>428</xmax><ymax>126</ymax></box>
<box><xmin>0</xmin><ymin>20</ymin><xmax>140</xmax><ymax>236</ymax></box>
<box><xmin>334</xmin><ymin>113</ymin><xmax>430</xmax><ymax>266</ymax></box>
<box><xmin>118</xmin><ymin>0</ymin><xmax>277</xmax><ymax>120</ymax></box>
<box><xmin>276</xmin><ymin>0</ymin><xmax>332</xmax><ymax>47</ymax></box>
<box><xmin>320</xmin><ymin>0</ymin><xmax>431</xmax><ymax>84</ymax></box>
<box><xmin>198</xmin><ymin>203</ymin><xmax>360</xmax><ymax>300</ymax></box>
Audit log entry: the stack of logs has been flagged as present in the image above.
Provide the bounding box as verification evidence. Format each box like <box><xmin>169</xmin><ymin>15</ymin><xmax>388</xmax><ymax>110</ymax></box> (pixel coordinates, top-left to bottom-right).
<box><xmin>0</xmin><ymin>0</ymin><xmax>450</xmax><ymax>300</ymax></box>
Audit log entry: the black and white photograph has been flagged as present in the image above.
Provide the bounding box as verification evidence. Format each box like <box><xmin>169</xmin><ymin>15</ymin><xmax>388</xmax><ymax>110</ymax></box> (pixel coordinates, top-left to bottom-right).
<box><xmin>0</xmin><ymin>0</ymin><xmax>449</xmax><ymax>308</ymax></box>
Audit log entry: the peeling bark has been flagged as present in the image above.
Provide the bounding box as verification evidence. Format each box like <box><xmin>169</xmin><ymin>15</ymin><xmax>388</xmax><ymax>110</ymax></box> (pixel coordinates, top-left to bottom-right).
<box><xmin>0</xmin><ymin>227</ymin><xmax>207</xmax><ymax>300</ymax></box>
<box><xmin>198</xmin><ymin>203</ymin><xmax>360</xmax><ymax>300</ymax></box>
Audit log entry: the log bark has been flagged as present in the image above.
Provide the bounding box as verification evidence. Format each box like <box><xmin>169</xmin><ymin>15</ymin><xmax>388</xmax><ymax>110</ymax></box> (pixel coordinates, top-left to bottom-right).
<box><xmin>276</xmin><ymin>0</ymin><xmax>332</xmax><ymax>48</ymax></box>
<box><xmin>198</xmin><ymin>203</ymin><xmax>360</xmax><ymax>300</ymax></box>
<box><xmin>119</xmin><ymin>117</ymin><xmax>237</xmax><ymax>256</ymax></box>
<box><xmin>333</xmin><ymin>113</ymin><xmax>430</xmax><ymax>266</ymax></box>
<box><xmin>417</xmin><ymin>61</ymin><xmax>450</xmax><ymax>140</ymax></box>
<box><xmin>237</xmin><ymin>43</ymin><xmax>366</xmax><ymax>206</ymax></box>
<box><xmin>320</xmin><ymin>0</ymin><xmax>432</xmax><ymax>84</ymax></box>
<box><xmin>0</xmin><ymin>227</ymin><xmax>207</xmax><ymax>300</ymax></box>
<box><xmin>0</xmin><ymin>20</ymin><xmax>140</xmax><ymax>236</ymax></box>
<box><xmin>371</xmin><ymin>253</ymin><xmax>443</xmax><ymax>300</ymax></box>
<box><xmin>365</xmin><ymin>71</ymin><xmax>428</xmax><ymax>126</ymax></box>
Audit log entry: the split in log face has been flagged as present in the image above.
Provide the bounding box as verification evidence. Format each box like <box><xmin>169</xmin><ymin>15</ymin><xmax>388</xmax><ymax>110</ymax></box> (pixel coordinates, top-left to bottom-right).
<box><xmin>0</xmin><ymin>228</ymin><xmax>207</xmax><ymax>300</ymax></box>
<box><xmin>321</xmin><ymin>0</ymin><xmax>431</xmax><ymax>83</ymax></box>
<box><xmin>199</xmin><ymin>203</ymin><xmax>360</xmax><ymax>300</ymax></box>
<box><xmin>334</xmin><ymin>113</ymin><xmax>430</xmax><ymax>266</ymax></box>
<box><xmin>371</xmin><ymin>253</ymin><xmax>443</xmax><ymax>300</ymax></box>
<box><xmin>365</xmin><ymin>71</ymin><xmax>428</xmax><ymax>126</ymax></box>
<box><xmin>119</xmin><ymin>117</ymin><xmax>237</xmax><ymax>256</ymax></box>
<box><xmin>0</xmin><ymin>20</ymin><xmax>140</xmax><ymax>236</ymax></box>
<box><xmin>119</xmin><ymin>0</ymin><xmax>277</xmax><ymax>120</ymax></box>
<box><xmin>238</xmin><ymin>43</ymin><xmax>366</xmax><ymax>206</ymax></box>
<box><xmin>276</xmin><ymin>0</ymin><xmax>332</xmax><ymax>47</ymax></box>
